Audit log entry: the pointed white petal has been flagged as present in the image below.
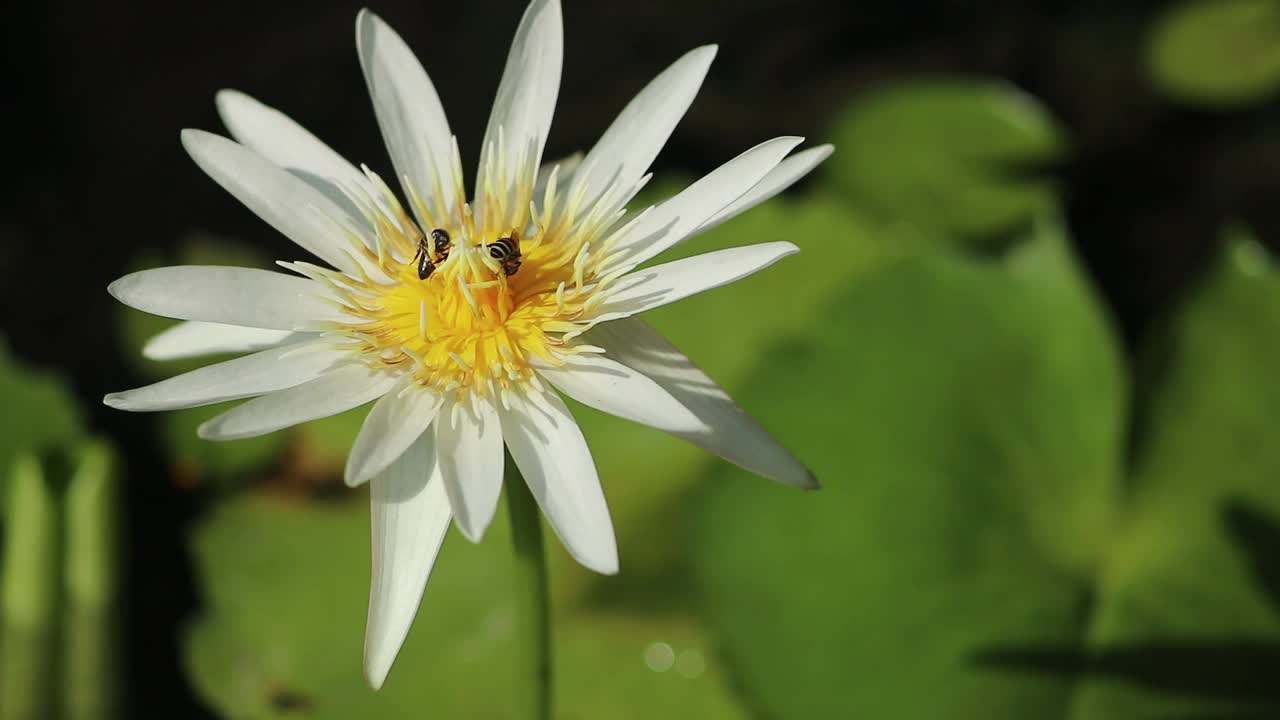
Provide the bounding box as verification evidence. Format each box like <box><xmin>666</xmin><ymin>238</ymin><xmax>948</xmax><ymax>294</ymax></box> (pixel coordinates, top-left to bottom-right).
<box><xmin>474</xmin><ymin>0</ymin><xmax>563</xmax><ymax>219</ymax></box>
<box><xmin>142</xmin><ymin>321</ymin><xmax>306</xmax><ymax>361</ymax></box>
<box><xmin>214</xmin><ymin>90</ymin><xmax>372</xmax><ymax>234</ymax></box>
<box><xmin>197</xmin><ymin>364</ymin><xmax>396</xmax><ymax>440</ymax></box>
<box><xmin>605</xmin><ymin>137</ymin><xmax>803</xmax><ymax>270</ymax></box>
<box><xmin>500</xmin><ymin>388</ymin><xmax>617</xmax><ymax>574</ymax></box>
<box><xmin>104</xmin><ymin>341</ymin><xmax>346</xmax><ymax>412</ymax></box>
<box><xmin>697</xmin><ymin>144</ymin><xmax>834</xmax><ymax>233</ymax></box>
<box><xmin>591</xmin><ymin>242</ymin><xmax>799</xmax><ymax>322</ymax></box>
<box><xmin>535</xmin><ymin>354</ymin><xmax>706</xmax><ymax>433</ymax></box>
<box><xmin>585</xmin><ymin>317</ymin><xmax>816</xmax><ymax>488</ymax></box>
<box><xmin>577</xmin><ymin>45</ymin><xmax>716</xmax><ymax>208</ymax></box>
<box><xmin>435</xmin><ymin>398</ymin><xmax>504</xmax><ymax>542</ymax></box>
<box><xmin>108</xmin><ymin>266</ymin><xmax>347</xmax><ymax>331</ymax></box>
<box><xmin>345</xmin><ymin>378</ymin><xmax>444</xmax><ymax>487</ymax></box>
<box><xmin>181</xmin><ymin>129</ymin><xmax>369</xmax><ymax>273</ymax></box>
<box><xmin>356</xmin><ymin>10</ymin><xmax>457</xmax><ymax>221</ymax></box>
<box><xmin>364</xmin><ymin>433</ymin><xmax>450</xmax><ymax>690</ymax></box>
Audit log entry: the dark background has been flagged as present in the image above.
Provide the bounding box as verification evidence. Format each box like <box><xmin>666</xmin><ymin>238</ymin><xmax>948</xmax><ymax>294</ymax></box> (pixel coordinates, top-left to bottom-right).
<box><xmin>3</xmin><ymin>0</ymin><xmax>1277</xmax><ymax>715</ymax></box>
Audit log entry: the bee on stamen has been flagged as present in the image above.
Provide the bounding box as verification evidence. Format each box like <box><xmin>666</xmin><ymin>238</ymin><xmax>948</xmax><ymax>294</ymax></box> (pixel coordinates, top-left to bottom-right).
<box><xmin>487</xmin><ymin>232</ymin><xmax>522</xmax><ymax>277</ymax></box>
<box><xmin>413</xmin><ymin>228</ymin><xmax>453</xmax><ymax>280</ymax></box>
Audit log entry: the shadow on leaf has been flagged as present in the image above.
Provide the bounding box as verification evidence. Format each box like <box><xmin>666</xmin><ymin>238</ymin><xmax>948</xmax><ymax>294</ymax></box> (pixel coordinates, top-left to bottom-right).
<box><xmin>973</xmin><ymin>501</ymin><xmax>1280</xmax><ymax>708</ymax></box>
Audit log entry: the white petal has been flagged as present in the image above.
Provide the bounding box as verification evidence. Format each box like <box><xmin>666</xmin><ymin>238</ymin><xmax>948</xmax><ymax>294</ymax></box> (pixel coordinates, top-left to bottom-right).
<box><xmin>576</xmin><ymin>45</ymin><xmax>716</xmax><ymax>209</ymax></box>
<box><xmin>697</xmin><ymin>144</ymin><xmax>834</xmax><ymax>233</ymax></box>
<box><xmin>474</xmin><ymin>0</ymin><xmax>563</xmax><ymax>221</ymax></box>
<box><xmin>214</xmin><ymin>90</ymin><xmax>371</xmax><ymax>234</ymax></box>
<box><xmin>197</xmin><ymin>364</ymin><xmax>396</xmax><ymax>440</ymax></box>
<box><xmin>585</xmin><ymin>317</ymin><xmax>816</xmax><ymax>488</ymax></box>
<box><xmin>104</xmin><ymin>341</ymin><xmax>346</xmax><ymax>412</ymax></box>
<box><xmin>181</xmin><ymin>129</ymin><xmax>369</xmax><ymax>273</ymax></box>
<box><xmin>108</xmin><ymin>266</ymin><xmax>347</xmax><ymax>331</ymax></box>
<box><xmin>142</xmin><ymin>321</ymin><xmax>306</xmax><ymax>361</ymax></box>
<box><xmin>590</xmin><ymin>242</ymin><xmax>799</xmax><ymax>322</ymax></box>
<box><xmin>356</xmin><ymin>10</ymin><xmax>457</xmax><ymax>221</ymax></box>
<box><xmin>500</xmin><ymin>388</ymin><xmax>617</xmax><ymax>574</ymax></box>
<box><xmin>435</xmin><ymin>397</ymin><xmax>504</xmax><ymax>542</ymax></box>
<box><xmin>364</xmin><ymin>433</ymin><xmax>451</xmax><ymax>690</ymax></box>
<box><xmin>604</xmin><ymin>137</ymin><xmax>803</xmax><ymax>270</ymax></box>
<box><xmin>345</xmin><ymin>378</ymin><xmax>444</xmax><ymax>487</ymax></box>
<box><xmin>535</xmin><ymin>354</ymin><xmax>706</xmax><ymax>433</ymax></box>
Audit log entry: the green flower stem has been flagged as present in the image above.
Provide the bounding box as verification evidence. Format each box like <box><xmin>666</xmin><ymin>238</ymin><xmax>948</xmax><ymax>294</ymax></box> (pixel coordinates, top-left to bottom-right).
<box><xmin>63</xmin><ymin>441</ymin><xmax>121</xmax><ymax>720</ymax></box>
<box><xmin>504</xmin><ymin>465</ymin><xmax>552</xmax><ymax>720</ymax></box>
<box><xmin>1</xmin><ymin>455</ymin><xmax>61</xmax><ymax>720</ymax></box>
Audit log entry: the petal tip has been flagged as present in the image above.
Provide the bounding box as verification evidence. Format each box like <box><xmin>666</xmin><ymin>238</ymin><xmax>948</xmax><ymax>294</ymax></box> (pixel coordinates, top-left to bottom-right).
<box><xmin>179</xmin><ymin>128</ymin><xmax>220</xmax><ymax>157</ymax></box>
<box><xmin>213</xmin><ymin>87</ymin><xmax>244</xmax><ymax>106</ymax></box>
<box><xmin>102</xmin><ymin>393</ymin><xmax>126</xmax><ymax>410</ymax></box>
<box><xmin>195</xmin><ymin>419</ymin><xmax>219</xmax><ymax>440</ymax></box>
<box><xmin>105</xmin><ymin>276</ymin><xmax>126</xmax><ymax>301</ymax></box>
<box><xmin>455</xmin><ymin>519</ymin><xmax>485</xmax><ymax>544</ymax></box>
<box><xmin>363</xmin><ymin>657</ymin><xmax>390</xmax><ymax>691</ymax></box>
<box><xmin>691</xmin><ymin>44</ymin><xmax>719</xmax><ymax>63</ymax></box>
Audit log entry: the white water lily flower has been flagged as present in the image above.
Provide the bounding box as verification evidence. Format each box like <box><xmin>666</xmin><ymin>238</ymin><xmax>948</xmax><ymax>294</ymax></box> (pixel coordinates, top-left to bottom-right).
<box><xmin>105</xmin><ymin>0</ymin><xmax>827</xmax><ymax>689</ymax></box>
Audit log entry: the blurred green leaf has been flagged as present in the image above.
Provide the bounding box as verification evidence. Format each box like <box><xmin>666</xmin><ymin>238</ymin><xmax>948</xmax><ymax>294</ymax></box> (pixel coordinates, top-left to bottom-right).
<box><xmin>827</xmin><ymin>79</ymin><xmax>1065</xmax><ymax>241</ymax></box>
<box><xmin>693</xmin><ymin>220</ymin><xmax>1280</xmax><ymax>717</ymax></box>
<box><xmin>185</xmin><ymin>493</ymin><xmax>749</xmax><ymax>719</ymax></box>
<box><xmin>692</xmin><ymin>218</ymin><xmax>1127</xmax><ymax>717</ymax></box>
<box><xmin>0</xmin><ymin>342</ymin><xmax>83</xmax><ymax>517</ymax></box>
<box><xmin>1146</xmin><ymin>0</ymin><xmax>1280</xmax><ymax>108</ymax></box>
<box><xmin>1062</xmin><ymin>228</ymin><xmax>1280</xmax><ymax>717</ymax></box>
<box><xmin>160</xmin><ymin>405</ymin><xmax>286</xmax><ymax>489</ymax></box>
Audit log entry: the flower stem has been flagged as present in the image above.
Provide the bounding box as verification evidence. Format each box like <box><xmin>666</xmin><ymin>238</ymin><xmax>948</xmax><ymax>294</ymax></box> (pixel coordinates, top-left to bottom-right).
<box><xmin>505</xmin><ymin>464</ymin><xmax>551</xmax><ymax>720</ymax></box>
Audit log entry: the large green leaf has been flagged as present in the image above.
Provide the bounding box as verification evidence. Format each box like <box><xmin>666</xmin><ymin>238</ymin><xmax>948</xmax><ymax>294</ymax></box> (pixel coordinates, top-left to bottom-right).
<box><xmin>1050</xmin><ymin>232</ymin><xmax>1280</xmax><ymax>718</ymax></box>
<box><xmin>185</xmin><ymin>493</ymin><xmax>748</xmax><ymax>718</ymax></box>
<box><xmin>691</xmin><ymin>219</ymin><xmax>1128</xmax><ymax>718</ymax></box>
<box><xmin>827</xmin><ymin>79</ymin><xmax>1066</xmax><ymax>241</ymax></box>
<box><xmin>693</xmin><ymin>220</ymin><xmax>1280</xmax><ymax>717</ymax></box>
<box><xmin>1145</xmin><ymin>0</ymin><xmax>1280</xmax><ymax>108</ymax></box>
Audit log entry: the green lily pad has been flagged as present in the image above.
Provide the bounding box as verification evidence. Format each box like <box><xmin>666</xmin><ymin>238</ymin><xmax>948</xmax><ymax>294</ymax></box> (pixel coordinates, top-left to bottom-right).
<box><xmin>827</xmin><ymin>79</ymin><xmax>1066</xmax><ymax>241</ymax></box>
<box><xmin>1146</xmin><ymin>0</ymin><xmax>1280</xmax><ymax>108</ymax></box>
<box><xmin>691</xmin><ymin>218</ymin><xmax>1126</xmax><ymax>717</ymax></box>
<box><xmin>1060</xmin><ymin>228</ymin><xmax>1280</xmax><ymax>717</ymax></box>
<box><xmin>693</xmin><ymin>219</ymin><xmax>1280</xmax><ymax>717</ymax></box>
<box><xmin>185</xmin><ymin>492</ymin><xmax>748</xmax><ymax>718</ymax></box>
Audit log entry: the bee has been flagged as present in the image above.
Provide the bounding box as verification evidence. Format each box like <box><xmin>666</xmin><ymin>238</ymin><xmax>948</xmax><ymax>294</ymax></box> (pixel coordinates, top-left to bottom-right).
<box><xmin>413</xmin><ymin>228</ymin><xmax>453</xmax><ymax>280</ymax></box>
<box><xmin>487</xmin><ymin>232</ymin><xmax>522</xmax><ymax>277</ymax></box>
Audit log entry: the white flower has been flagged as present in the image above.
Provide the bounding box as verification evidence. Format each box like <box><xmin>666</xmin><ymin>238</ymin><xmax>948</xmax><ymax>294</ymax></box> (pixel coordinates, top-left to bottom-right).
<box><xmin>105</xmin><ymin>0</ymin><xmax>827</xmax><ymax>689</ymax></box>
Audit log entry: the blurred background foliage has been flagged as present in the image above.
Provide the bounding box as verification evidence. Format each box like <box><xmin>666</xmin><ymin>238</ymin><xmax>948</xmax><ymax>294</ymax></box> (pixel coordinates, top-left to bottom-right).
<box><xmin>3</xmin><ymin>0</ymin><xmax>1280</xmax><ymax>717</ymax></box>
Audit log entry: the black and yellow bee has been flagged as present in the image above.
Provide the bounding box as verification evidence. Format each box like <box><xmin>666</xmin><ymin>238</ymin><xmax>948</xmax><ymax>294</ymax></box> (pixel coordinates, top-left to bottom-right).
<box><xmin>413</xmin><ymin>228</ymin><xmax>453</xmax><ymax>280</ymax></box>
<box><xmin>487</xmin><ymin>233</ymin><xmax>522</xmax><ymax>276</ymax></box>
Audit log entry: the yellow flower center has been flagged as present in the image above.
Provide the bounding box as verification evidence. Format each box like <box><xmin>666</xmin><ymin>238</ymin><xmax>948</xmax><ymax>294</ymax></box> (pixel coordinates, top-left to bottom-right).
<box><xmin>360</xmin><ymin>223</ymin><xmax>586</xmax><ymax>396</ymax></box>
<box><xmin>298</xmin><ymin>150</ymin><xmax>636</xmax><ymax>402</ymax></box>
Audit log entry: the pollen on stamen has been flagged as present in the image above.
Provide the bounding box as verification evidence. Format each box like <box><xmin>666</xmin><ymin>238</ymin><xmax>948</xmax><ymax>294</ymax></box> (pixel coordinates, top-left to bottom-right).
<box><xmin>311</xmin><ymin>148</ymin><xmax>637</xmax><ymax>400</ymax></box>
